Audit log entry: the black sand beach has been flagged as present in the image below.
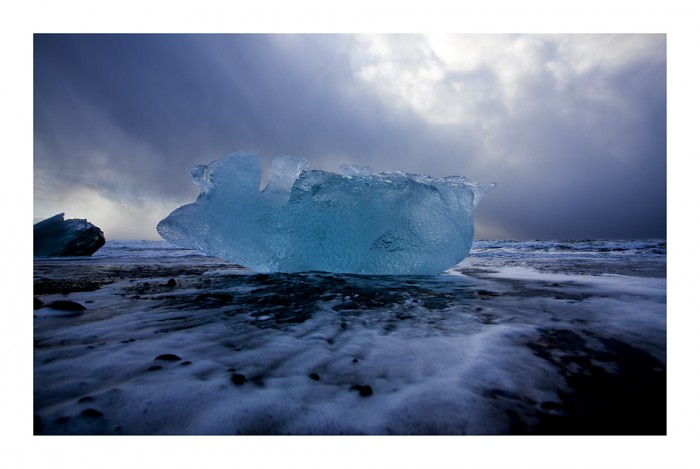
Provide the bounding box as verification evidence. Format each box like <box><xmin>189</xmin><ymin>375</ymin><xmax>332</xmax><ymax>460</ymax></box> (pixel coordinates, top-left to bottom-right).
<box><xmin>34</xmin><ymin>240</ymin><xmax>666</xmax><ymax>435</ymax></box>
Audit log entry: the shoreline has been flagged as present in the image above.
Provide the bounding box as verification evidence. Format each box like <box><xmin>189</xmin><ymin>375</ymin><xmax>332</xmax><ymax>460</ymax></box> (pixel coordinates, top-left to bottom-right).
<box><xmin>34</xmin><ymin>241</ymin><xmax>666</xmax><ymax>435</ymax></box>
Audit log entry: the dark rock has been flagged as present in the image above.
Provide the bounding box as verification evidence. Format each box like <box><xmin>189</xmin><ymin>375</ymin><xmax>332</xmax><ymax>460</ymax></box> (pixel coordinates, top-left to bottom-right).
<box><xmin>166</xmin><ymin>278</ymin><xmax>177</xmax><ymax>287</ymax></box>
<box><xmin>77</xmin><ymin>396</ymin><xmax>95</xmax><ymax>403</ymax></box>
<box><xmin>476</xmin><ymin>289</ymin><xmax>499</xmax><ymax>297</ymax></box>
<box><xmin>309</xmin><ymin>373</ymin><xmax>320</xmax><ymax>381</ymax></box>
<box><xmin>34</xmin><ymin>297</ymin><xmax>44</xmax><ymax>310</ymax></box>
<box><xmin>34</xmin><ymin>213</ymin><xmax>106</xmax><ymax>256</ymax></box>
<box><xmin>350</xmin><ymin>384</ymin><xmax>373</xmax><ymax>397</ymax></box>
<box><xmin>180</xmin><ymin>361</ymin><xmax>192</xmax><ymax>366</ymax></box>
<box><xmin>155</xmin><ymin>353</ymin><xmax>181</xmax><ymax>361</ymax></box>
<box><xmin>34</xmin><ymin>414</ymin><xmax>42</xmax><ymax>434</ymax></box>
<box><xmin>80</xmin><ymin>408</ymin><xmax>103</xmax><ymax>418</ymax></box>
<box><xmin>47</xmin><ymin>300</ymin><xmax>86</xmax><ymax>311</ymax></box>
<box><xmin>231</xmin><ymin>373</ymin><xmax>247</xmax><ymax>385</ymax></box>
<box><xmin>352</xmin><ymin>358</ymin><xmax>359</xmax><ymax>363</ymax></box>
<box><xmin>147</xmin><ymin>365</ymin><xmax>162</xmax><ymax>371</ymax></box>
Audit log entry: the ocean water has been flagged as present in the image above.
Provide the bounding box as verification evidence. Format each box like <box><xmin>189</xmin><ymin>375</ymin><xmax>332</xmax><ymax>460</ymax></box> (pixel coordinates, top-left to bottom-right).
<box><xmin>33</xmin><ymin>239</ymin><xmax>666</xmax><ymax>435</ymax></box>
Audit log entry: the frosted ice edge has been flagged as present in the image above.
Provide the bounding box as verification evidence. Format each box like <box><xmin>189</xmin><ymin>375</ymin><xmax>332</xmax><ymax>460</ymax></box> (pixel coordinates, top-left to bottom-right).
<box><xmin>157</xmin><ymin>152</ymin><xmax>495</xmax><ymax>275</ymax></box>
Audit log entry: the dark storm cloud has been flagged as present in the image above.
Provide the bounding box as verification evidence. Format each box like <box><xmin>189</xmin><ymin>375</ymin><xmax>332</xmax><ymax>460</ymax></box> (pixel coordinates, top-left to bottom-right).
<box><xmin>470</xmin><ymin>42</ymin><xmax>666</xmax><ymax>239</ymax></box>
<box><xmin>34</xmin><ymin>34</ymin><xmax>666</xmax><ymax>240</ymax></box>
<box><xmin>35</xmin><ymin>35</ymin><xmax>453</xmax><ymax>197</ymax></box>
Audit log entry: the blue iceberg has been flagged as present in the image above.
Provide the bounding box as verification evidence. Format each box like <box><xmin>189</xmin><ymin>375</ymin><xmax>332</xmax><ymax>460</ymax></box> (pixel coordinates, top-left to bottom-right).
<box><xmin>157</xmin><ymin>152</ymin><xmax>495</xmax><ymax>275</ymax></box>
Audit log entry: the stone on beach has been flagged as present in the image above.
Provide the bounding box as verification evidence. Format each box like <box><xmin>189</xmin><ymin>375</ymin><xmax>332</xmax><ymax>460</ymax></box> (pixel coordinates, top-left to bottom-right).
<box><xmin>34</xmin><ymin>213</ymin><xmax>106</xmax><ymax>257</ymax></box>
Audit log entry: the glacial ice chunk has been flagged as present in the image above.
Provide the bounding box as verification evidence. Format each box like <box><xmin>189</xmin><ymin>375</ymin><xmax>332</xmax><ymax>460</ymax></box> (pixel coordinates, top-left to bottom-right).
<box><xmin>157</xmin><ymin>152</ymin><xmax>495</xmax><ymax>275</ymax></box>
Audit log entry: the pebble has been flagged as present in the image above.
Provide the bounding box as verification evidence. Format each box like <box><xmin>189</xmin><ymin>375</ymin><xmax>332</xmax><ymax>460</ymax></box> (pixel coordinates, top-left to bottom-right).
<box><xmin>476</xmin><ymin>290</ymin><xmax>499</xmax><ymax>297</ymax></box>
<box><xmin>155</xmin><ymin>353</ymin><xmax>181</xmax><ymax>361</ymax></box>
<box><xmin>231</xmin><ymin>373</ymin><xmax>247</xmax><ymax>385</ymax></box>
<box><xmin>351</xmin><ymin>384</ymin><xmax>373</xmax><ymax>397</ymax></box>
<box><xmin>309</xmin><ymin>373</ymin><xmax>320</xmax><ymax>381</ymax></box>
<box><xmin>166</xmin><ymin>278</ymin><xmax>177</xmax><ymax>287</ymax></box>
<box><xmin>81</xmin><ymin>408</ymin><xmax>103</xmax><ymax>418</ymax></box>
<box><xmin>47</xmin><ymin>300</ymin><xmax>86</xmax><ymax>311</ymax></box>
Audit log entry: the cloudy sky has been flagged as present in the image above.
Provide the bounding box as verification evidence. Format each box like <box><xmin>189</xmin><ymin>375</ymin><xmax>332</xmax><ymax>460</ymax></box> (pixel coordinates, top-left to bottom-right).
<box><xmin>33</xmin><ymin>34</ymin><xmax>666</xmax><ymax>240</ymax></box>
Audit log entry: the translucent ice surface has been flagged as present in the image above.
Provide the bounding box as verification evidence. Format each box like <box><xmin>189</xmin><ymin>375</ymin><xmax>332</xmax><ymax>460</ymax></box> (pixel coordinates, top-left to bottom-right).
<box><xmin>157</xmin><ymin>152</ymin><xmax>495</xmax><ymax>275</ymax></box>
